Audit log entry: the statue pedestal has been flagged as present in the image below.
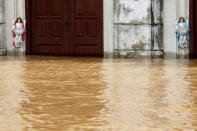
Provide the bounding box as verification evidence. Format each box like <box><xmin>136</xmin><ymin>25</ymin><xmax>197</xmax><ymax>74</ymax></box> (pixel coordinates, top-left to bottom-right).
<box><xmin>0</xmin><ymin>49</ymin><xmax>7</xmax><ymax>56</ymax></box>
<box><xmin>177</xmin><ymin>47</ymin><xmax>189</xmax><ymax>59</ymax></box>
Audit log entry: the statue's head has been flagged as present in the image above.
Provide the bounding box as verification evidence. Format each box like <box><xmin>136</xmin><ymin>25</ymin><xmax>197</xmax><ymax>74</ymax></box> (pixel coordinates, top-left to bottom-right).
<box><xmin>14</xmin><ymin>17</ymin><xmax>23</xmax><ymax>24</ymax></box>
<box><xmin>179</xmin><ymin>17</ymin><xmax>186</xmax><ymax>23</ymax></box>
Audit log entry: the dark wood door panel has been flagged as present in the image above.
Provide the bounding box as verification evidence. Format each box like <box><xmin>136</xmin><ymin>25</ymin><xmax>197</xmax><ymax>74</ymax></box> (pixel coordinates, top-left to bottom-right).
<box><xmin>71</xmin><ymin>0</ymin><xmax>103</xmax><ymax>55</ymax></box>
<box><xmin>26</xmin><ymin>0</ymin><xmax>103</xmax><ymax>56</ymax></box>
<box><xmin>32</xmin><ymin>45</ymin><xmax>63</xmax><ymax>55</ymax></box>
<box><xmin>75</xmin><ymin>0</ymin><xmax>98</xmax><ymax>16</ymax></box>
<box><xmin>30</xmin><ymin>0</ymin><xmax>69</xmax><ymax>55</ymax></box>
<box><xmin>75</xmin><ymin>46</ymin><xmax>99</xmax><ymax>55</ymax></box>
<box><xmin>74</xmin><ymin>20</ymin><xmax>98</xmax><ymax>38</ymax></box>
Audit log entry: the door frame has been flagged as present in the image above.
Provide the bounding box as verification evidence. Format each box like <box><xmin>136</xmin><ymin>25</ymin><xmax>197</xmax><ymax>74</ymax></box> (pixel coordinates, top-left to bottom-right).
<box><xmin>25</xmin><ymin>0</ymin><xmax>31</xmax><ymax>54</ymax></box>
<box><xmin>189</xmin><ymin>0</ymin><xmax>195</xmax><ymax>58</ymax></box>
<box><xmin>25</xmin><ymin>0</ymin><xmax>104</xmax><ymax>56</ymax></box>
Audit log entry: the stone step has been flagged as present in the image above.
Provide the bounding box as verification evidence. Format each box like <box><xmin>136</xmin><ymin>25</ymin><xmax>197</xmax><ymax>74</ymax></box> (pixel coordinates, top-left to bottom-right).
<box><xmin>0</xmin><ymin>49</ymin><xmax>7</xmax><ymax>56</ymax></box>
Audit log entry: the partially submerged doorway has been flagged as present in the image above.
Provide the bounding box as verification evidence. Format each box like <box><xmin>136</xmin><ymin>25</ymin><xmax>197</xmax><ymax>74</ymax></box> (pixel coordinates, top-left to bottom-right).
<box><xmin>25</xmin><ymin>0</ymin><xmax>103</xmax><ymax>56</ymax></box>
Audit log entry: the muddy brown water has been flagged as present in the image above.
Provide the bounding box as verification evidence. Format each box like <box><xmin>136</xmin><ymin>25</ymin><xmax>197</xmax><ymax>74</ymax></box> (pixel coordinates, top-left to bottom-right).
<box><xmin>1</xmin><ymin>56</ymin><xmax>197</xmax><ymax>130</ymax></box>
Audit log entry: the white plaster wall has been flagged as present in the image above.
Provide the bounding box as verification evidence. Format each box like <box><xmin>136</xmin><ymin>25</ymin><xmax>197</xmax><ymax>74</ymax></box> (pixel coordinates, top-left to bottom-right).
<box><xmin>163</xmin><ymin>0</ymin><xmax>177</xmax><ymax>57</ymax></box>
<box><xmin>179</xmin><ymin>0</ymin><xmax>189</xmax><ymax>18</ymax></box>
<box><xmin>104</xmin><ymin>0</ymin><xmax>114</xmax><ymax>56</ymax></box>
<box><xmin>4</xmin><ymin>0</ymin><xmax>14</xmax><ymax>52</ymax></box>
<box><xmin>4</xmin><ymin>0</ymin><xmax>25</xmax><ymax>55</ymax></box>
<box><xmin>163</xmin><ymin>0</ymin><xmax>189</xmax><ymax>57</ymax></box>
<box><xmin>16</xmin><ymin>0</ymin><xmax>25</xmax><ymax>17</ymax></box>
<box><xmin>0</xmin><ymin>0</ymin><xmax>3</xmax><ymax>23</ymax></box>
<box><xmin>0</xmin><ymin>0</ymin><xmax>4</xmax><ymax>49</ymax></box>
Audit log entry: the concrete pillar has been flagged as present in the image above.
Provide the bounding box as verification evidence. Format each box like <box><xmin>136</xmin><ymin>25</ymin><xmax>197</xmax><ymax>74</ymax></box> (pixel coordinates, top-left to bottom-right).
<box><xmin>5</xmin><ymin>0</ymin><xmax>15</xmax><ymax>55</ymax></box>
<box><xmin>4</xmin><ymin>0</ymin><xmax>25</xmax><ymax>55</ymax></box>
<box><xmin>163</xmin><ymin>0</ymin><xmax>189</xmax><ymax>58</ymax></box>
<box><xmin>176</xmin><ymin>0</ymin><xmax>190</xmax><ymax>58</ymax></box>
<box><xmin>4</xmin><ymin>0</ymin><xmax>15</xmax><ymax>55</ymax></box>
<box><xmin>163</xmin><ymin>0</ymin><xmax>177</xmax><ymax>58</ymax></box>
<box><xmin>0</xmin><ymin>0</ymin><xmax>4</xmax><ymax>48</ymax></box>
<box><xmin>15</xmin><ymin>0</ymin><xmax>26</xmax><ymax>55</ymax></box>
<box><xmin>152</xmin><ymin>0</ymin><xmax>163</xmax><ymax>53</ymax></box>
<box><xmin>104</xmin><ymin>0</ymin><xmax>114</xmax><ymax>57</ymax></box>
<box><xmin>0</xmin><ymin>0</ymin><xmax>6</xmax><ymax>55</ymax></box>
<box><xmin>0</xmin><ymin>0</ymin><xmax>4</xmax><ymax>46</ymax></box>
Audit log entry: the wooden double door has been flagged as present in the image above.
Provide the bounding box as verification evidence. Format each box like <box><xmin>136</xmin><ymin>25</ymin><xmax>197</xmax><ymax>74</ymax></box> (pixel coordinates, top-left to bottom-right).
<box><xmin>26</xmin><ymin>0</ymin><xmax>103</xmax><ymax>56</ymax></box>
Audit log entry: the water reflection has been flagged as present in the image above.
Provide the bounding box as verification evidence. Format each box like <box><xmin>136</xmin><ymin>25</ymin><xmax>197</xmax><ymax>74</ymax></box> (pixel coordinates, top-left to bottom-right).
<box><xmin>0</xmin><ymin>57</ymin><xmax>27</xmax><ymax>130</ymax></box>
<box><xmin>21</xmin><ymin>56</ymin><xmax>107</xmax><ymax>130</ymax></box>
<box><xmin>0</xmin><ymin>56</ymin><xmax>197</xmax><ymax>130</ymax></box>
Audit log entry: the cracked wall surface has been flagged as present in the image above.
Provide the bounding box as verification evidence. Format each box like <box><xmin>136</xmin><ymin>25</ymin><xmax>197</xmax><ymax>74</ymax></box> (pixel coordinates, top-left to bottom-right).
<box><xmin>113</xmin><ymin>0</ymin><xmax>163</xmax><ymax>57</ymax></box>
<box><xmin>114</xmin><ymin>25</ymin><xmax>151</xmax><ymax>51</ymax></box>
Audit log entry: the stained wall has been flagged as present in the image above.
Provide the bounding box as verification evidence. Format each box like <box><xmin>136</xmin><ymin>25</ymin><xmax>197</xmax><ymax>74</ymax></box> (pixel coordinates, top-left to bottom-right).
<box><xmin>113</xmin><ymin>0</ymin><xmax>163</xmax><ymax>58</ymax></box>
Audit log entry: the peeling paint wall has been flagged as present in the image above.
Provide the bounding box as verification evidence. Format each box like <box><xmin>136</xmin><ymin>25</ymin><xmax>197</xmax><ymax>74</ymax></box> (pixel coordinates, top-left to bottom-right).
<box><xmin>114</xmin><ymin>25</ymin><xmax>151</xmax><ymax>51</ymax></box>
<box><xmin>113</xmin><ymin>0</ymin><xmax>163</xmax><ymax>58</ymax></box>
<box><xmin>114</xmin><ymin>0</ymin><xmax>152</xmax><ymax>24</ymax></box>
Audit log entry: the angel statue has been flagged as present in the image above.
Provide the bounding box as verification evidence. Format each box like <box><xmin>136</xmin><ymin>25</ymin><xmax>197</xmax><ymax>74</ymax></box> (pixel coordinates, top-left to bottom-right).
<box><xmin>12</xmin><ymin>17</ymin><xmax>26</xmax><ymax>48</ymax></box>
<box><xmin>176</xmin><ymin>17</ymin><xmax>190</xmax><ymax>48</ymax></box>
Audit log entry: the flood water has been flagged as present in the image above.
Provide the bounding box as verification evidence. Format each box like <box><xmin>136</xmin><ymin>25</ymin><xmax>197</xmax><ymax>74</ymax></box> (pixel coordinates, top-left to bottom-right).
<box><xmin>1</xmin><ymin>56</ymin><xmax>197</xmax><ymax>130</ymax></box>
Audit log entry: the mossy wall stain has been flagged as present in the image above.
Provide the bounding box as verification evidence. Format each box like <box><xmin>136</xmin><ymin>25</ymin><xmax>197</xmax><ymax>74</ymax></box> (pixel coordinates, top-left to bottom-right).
<box><xmin>113</xmin><ymin>0</ymin><xmax>163</xmax><ymax>56</ymax></box>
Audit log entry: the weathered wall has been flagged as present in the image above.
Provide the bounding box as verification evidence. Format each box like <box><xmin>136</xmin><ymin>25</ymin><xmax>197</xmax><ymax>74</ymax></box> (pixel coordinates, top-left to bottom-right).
<box><xmin>152</xmin><ymin>0</ymin><xmax>163</xmax><ymax>52</ymax></box>
<box><xmin>113</xmin><ymin>0</ymin><xmax>163</xmax><ymax>58</ymax></box>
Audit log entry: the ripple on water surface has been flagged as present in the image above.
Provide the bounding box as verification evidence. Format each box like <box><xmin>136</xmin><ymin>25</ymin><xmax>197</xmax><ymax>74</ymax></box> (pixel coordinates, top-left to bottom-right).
<box><xmin>0</xmin><ymin>56</ymin><xmax>197</xmax><ymax>130</ymax></box>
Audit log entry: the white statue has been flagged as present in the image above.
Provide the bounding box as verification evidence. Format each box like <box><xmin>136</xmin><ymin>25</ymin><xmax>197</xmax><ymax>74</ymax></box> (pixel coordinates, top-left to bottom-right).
<box><xmin>175</xmin><ymin>17</ymin><xmax>190</xmax><ymax>48</ymax></box>
<box><xmin>12</xmin><ymin>17</ymin><xmax>26</xmax><ymax>48</ymax></box>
